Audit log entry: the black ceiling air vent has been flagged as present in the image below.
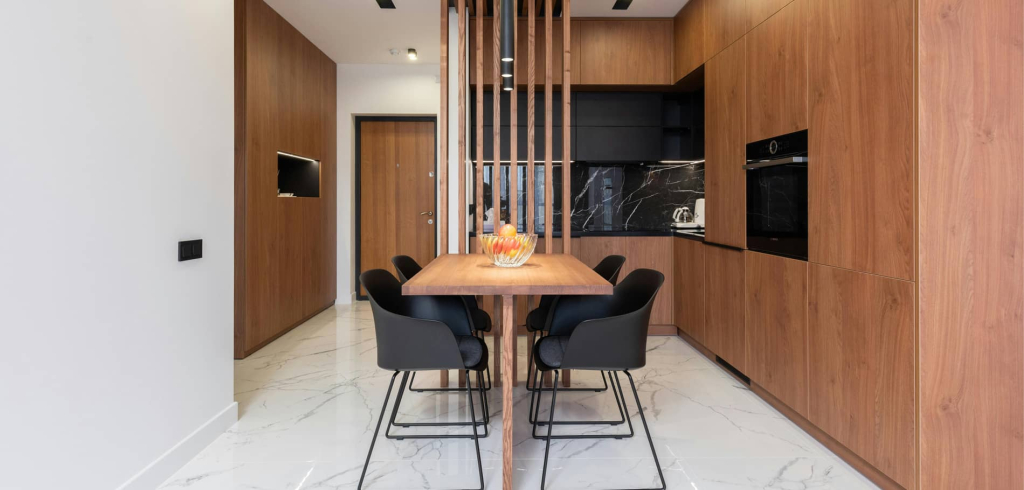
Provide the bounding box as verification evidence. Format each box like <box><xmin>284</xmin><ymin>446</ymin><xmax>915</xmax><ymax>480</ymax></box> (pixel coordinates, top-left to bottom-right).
<box><xmin>376</xmin><ymin>0</ymin><xmax>397</xmax><ymax>9</ymax></box>
<box><xmin>612</xmin><ymin>0</ymin><xmax>633</xmax><ymax>10</ymax></box>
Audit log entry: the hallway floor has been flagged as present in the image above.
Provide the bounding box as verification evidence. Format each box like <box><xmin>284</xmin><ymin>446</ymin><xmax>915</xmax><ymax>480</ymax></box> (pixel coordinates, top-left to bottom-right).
<box><xmin>161</xmin><ymin>303</ymin><xmax>878</xmax><ymax>489</ymax></box>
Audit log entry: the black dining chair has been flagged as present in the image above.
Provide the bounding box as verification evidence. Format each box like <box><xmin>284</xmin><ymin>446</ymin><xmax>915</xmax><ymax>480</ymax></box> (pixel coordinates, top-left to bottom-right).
<box><xmin>391</xmin><ymin>255</ymin><xmax>493</xmax><ymax>392</ymax></box>
<box><xmin>530</xmin><ymin>269</ymin><xmax>667</xmax><ymax>490</ymax></box>
<box><xmin>358</xmin><ymin>269</ymin><xmax>488</xmax><ymax>490</ymax></box>
<box><xmin>525</xmin><ymin>255</ymin><xmax>626</xmax><ymax>425</ymax></box>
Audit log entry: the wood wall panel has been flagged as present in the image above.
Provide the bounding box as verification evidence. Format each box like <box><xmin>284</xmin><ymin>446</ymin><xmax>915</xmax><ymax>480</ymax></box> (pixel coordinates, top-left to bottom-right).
<box><xmin>745</xmin><ymin>0</ymin><xmax>807</xmax><ymax>143</ymax></box>
<box><xmin>745</xmin><ymin>252</ymin><xmax>808</xmax><ymax>417</ymax></box>
<box><xmin>748</xmin><ymin>0</ymin><xmax>794</xmax><ymax>30</ymax></box>
<box><xmin>807</xmin><ymin>264</ymin><xmax>915</xmax><ymax>488</ymax></box>
<box><xmin>672</xmin><ymin>0</ymin><xmax>706</xmax><ymax>83</ymax></box>
<box><xmin>703</xmin><ymin>0</ymin><xmax>748</xmax><ymax>60</ymax></box>
<box><xmin>704</xmin><ymin>39</ymin><xmax>746</xmax><ymax>249</ymax></box>
<box><xmin>235</xmin><ymin>0</ymin><xmax>337</xmax><ymax>358</ymax></box>
<box><xmin>673</xmin><ymin>237</ymin><xmax>705</xmax><ymax>343</ymax></box>
<box><xmin>579</xmin><ymin>20</ymin><xmax>673</xmax><ymax>85</ymax></box>
<box><xmin>703</xmin><ymin>245</ymin><xmax>745</xmax><ymax>371</ymax></box>
<box><xmin>918</xmin><ymin>0</ymin><xmax>1024</xmax><ymax>486</ymax></box>
<box><xmin>806</xmin><ymin>0</ymin><xmax>914</xmax><ymax>280</ymax></box>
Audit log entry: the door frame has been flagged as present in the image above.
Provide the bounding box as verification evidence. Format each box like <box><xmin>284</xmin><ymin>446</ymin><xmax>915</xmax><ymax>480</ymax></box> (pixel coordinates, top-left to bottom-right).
<box><xmin>354</xmin><ymin>115</ymin><xmax>439</xmax><ymax>300</ymax></box>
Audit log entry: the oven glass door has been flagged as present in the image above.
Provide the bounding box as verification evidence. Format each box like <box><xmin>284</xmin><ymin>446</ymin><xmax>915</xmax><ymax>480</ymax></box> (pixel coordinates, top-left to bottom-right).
<box><xmin>746</xmin><ymin>163</ymin><xmax>808</xmax><ymax>260</ymax></box>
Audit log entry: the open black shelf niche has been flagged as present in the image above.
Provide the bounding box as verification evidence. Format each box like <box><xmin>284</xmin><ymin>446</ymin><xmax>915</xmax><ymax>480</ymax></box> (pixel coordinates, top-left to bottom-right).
<box><xmin>277</xmin><ymin>151</ymin><xmax>320</xmax><ymax>198</ymax></box>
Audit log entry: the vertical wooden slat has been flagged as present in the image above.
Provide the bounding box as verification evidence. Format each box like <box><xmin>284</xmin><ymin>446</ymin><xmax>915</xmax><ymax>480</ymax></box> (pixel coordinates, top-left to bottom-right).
<box><xmin>492</xmin><ymin>0</ymin><xmax>503</xmax><ymax>389</ymax></box>
<box><xmin>510</xmin><ymin>10</ymin><xmax>518</xmax><ymax>230</ymax></box>
<box><xmin>440</xmin><ymin>1</ymin><xmax>449</xmax><ymax>256</ymax></box>
<box><xmin>458</xmin><ymin>0</ymin><xmax>467</xmax><ymax>254</ymax></box>
<box><xmin>543</xmin><ymin>0</ymin><xmax>553</xmax><ymax>253</ymax></box>
<box><xmin>475</xmin><ymin>0</ymin><xmax>484</xmax><ymax>244</ymax></box>
<box><xmin>526</xmin><ymin>0</ymin><xmax>536</xmax><ymax>235</ymax></box>
<box><xmin>561</xmin><ymin>0</ymin><xmax>571</xmax><ymax>255</ymax></box>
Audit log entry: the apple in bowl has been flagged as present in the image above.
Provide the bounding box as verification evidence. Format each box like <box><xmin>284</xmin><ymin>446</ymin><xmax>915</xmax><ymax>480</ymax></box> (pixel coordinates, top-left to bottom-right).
<box><xmin>480</xmin><ymin>224</ymin><xmax>537</xmax><ymax>267</ymax></box>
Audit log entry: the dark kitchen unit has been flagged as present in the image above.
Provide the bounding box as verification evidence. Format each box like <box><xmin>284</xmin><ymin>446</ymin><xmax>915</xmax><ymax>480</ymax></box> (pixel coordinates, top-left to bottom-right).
<box><xmin>744</xmin><ymin>129</ymin><xmax>809</xmax><ymax>260</ymax></box>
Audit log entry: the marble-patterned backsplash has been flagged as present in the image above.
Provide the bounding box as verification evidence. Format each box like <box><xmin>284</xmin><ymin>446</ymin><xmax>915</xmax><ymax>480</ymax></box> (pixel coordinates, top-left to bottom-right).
<box><xmin>471</xmin><ymin>162</ymin><xmax>704</xmax><ymax>233</ymax></box>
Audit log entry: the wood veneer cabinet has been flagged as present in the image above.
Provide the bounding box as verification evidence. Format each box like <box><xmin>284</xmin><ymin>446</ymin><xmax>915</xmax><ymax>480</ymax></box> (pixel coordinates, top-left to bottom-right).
<box><xmin>580</xmin><ymin>236</ymin><xmax>674</xmax><ymax>325</ymax></box>
<box><xmin>745</xmin><ymin>0</ymin><xmax>807</xmax><ymax>143</ymax></box>
<box><xmin>703</xmin><ymin>0</ymin><xmax>749</xmax><ymax>60</ymax></box>
<box><xmin>704</xmin><ymin>39</ymin><xmax>746</xmax><ymax>249</ymax></box>
<box><xmin>807</xmin><ymin>0</ymin><xmax>914</xmax><ymax>281</ymax></box>
<box><xmin>672</xmin><ymin>0</ymin><xmax>706</xmax><ymax>83</ymax></box>
<box><xmin>808</xmin><ymin>264</ymin><xmax>915</xmax><ymax>488</ymax></box>
<box><xmin>703</xmin><ymin>245</ymin><xmax>746</xmax><ymax>371</ymax></box>
<box><xmin>745</xmin><ymin>252</ymin><xmax>808</xmax><ymax>417</ymax></box>
<box><xmin>673</xmin><ymin>237</ymin><xmax>706</xmax><ymax>343</ymax></box>
<box><xmin>579</xmin><ymin>20</ymin><xmax>673</xmax><ymax>85</ymax></box>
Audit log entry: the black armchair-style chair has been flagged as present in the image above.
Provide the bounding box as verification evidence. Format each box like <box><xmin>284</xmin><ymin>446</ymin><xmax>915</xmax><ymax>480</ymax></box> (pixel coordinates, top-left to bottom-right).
<box><xmin>530</xmin><ymin>268</ymin><xmax>667</xmax><ymax>490</ymax></box>
<box><xmin>391</xmin><ymin>255</ymin><xmax>493</xmax><ymax>392</ymax></box>
<box><xmin>358</xmin><ymin>269</ymin><xmax>489</xmax><ymax>490</ymax></box>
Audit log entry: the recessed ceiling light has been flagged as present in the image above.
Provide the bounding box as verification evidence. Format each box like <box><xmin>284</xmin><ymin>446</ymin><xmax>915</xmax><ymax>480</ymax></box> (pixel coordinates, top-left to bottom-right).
<box><xmin>407</xmin><ymin>48</ymin><xmax>418</xmax><ymax>61</ymax></box>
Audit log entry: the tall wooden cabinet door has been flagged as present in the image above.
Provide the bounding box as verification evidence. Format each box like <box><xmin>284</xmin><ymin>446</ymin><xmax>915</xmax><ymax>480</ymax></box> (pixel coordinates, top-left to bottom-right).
<box><xmin>672</xmin><ymin>0</ymin><xmax>706</xmax><ymax>83</ymax></box>
<box><xmin>626</xmin><ymin>237</ymin><xmax>674</xmax><ymax>325</ymax></box>
<box><xmin>579</xmin><ymin>20</ymin><xmax>673</xmax><ymax>85</ymax></box>
<box><xmin>704</xmin><ymin>0</ymin><xmax>749</xmax><ymax>60</ymax></box>
<box><xmin>808</xmin><ymin>264</ymin><xmax>915</xmax><ymax>488</ymax></box>
<box><xmin>745</xmin><ymin>252</ymin><xmax>808</xmax><ymax>416</ymax></box>
<box><xmin>745</xmin><ymin>0</ymin><xmax>807</xmax><ymax>143</ymax></box>
<box><xmin>806</xmin><ymin>0</ymin><xmax>914</xmax><ymax>281</ymax></box>
<box><xmin>704</xmin><ymin>245</ymin><xmax>746</xmax><ymax>371</ymax></box>
<box><xmin>673</xmin><ymin>238</ymin><xmax>706</xmax><ymax>343</ymax></box>
<box><xmin>748</xmin><ymin>0</ymin><xmax>794</xmax><ymax>29</ymax></box>
<box><xmin>704</xmin><ymin>40</ymin><xmax>746</xmax><ymax>249</ymax></box>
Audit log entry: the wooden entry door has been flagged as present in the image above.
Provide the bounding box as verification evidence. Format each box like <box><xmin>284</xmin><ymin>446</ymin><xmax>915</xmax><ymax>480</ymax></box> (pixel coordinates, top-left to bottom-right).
<box><xmin>358</xmin><ymin>119</ymin><xmax>436</xmax><ymax>296</ymax></box>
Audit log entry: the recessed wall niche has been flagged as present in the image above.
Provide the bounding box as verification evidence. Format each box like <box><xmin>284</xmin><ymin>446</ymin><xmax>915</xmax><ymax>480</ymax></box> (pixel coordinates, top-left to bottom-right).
<box><xmin>277</xmin><ymin>151</ymin><xmax>320</xmax><ymax>198</ymax></box>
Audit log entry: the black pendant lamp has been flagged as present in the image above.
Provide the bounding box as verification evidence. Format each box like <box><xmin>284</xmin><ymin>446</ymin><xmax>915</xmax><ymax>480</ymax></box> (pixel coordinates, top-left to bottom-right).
<box><xmin>500</xmin><ymin>0</ymin><xmax>515</xmax><ymax>76</ymax></box>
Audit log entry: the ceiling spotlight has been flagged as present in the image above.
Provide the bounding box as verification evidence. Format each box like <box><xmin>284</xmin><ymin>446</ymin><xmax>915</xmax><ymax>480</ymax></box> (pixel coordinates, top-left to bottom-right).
<box><xmin>502</xmin><ymin>77</ymin><xmax>513</xmax><ymax>91</ymax></box>
<box><xmin>407</xmin><ymin>48</ymin><xmax>418</xmax><ymax>61</ymax></box>
<box><xmin>389</xmin><ymin>48</ymin><xmax>399</xmax><ymax>56</ymax></box>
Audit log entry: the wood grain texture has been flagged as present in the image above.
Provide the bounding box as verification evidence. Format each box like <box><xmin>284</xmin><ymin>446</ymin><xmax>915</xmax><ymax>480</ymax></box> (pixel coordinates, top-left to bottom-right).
<box><xmin>747</xmin><ymin>0</ymin><xmax>794</xmax><ymax>30</ymax></box>
<box><xmin>580</xmin><ymin>237</ymin><xmax>674</xmax><ymax>325</ymax></box>
<box><xmin>561</xmin><ymin>0</ymin><xmax>571</xmax><ymax>254</ymax></box>
<box><xmin>458</xmin><ymin>0</ymin><xmax>467</xmax><ymax>253</ymax></box>
<box><xmin>672</xmin><ymin>0</ymin><xmax>705</xmax><ymax>83</ymax></box>
<box><xmin>806</xmin><ymin>0</ymin><xmax>914</xmax><ymax>281</ymax></box>
<box><xmin>704</xmin><ymin>39</ymin><xmax>746</xmax><ymax>249</ymax></box>
<box><xmin>470</xmin><ymin>18</ymin><xmax>565</xmax><ymax>87</ymax></box>
<box><xmin>402</xmin><ymin>253</ymin><xmax>612</xmax><ymax>296</ymax></box>
<box><xmin>475</xmin><ymin>0</ymin><xmax>484</xmax><ymax>240</ymax></box>
<box><xmin>472</xmin><ymin>237</ymin><xmax>579</xmax><ymax>325</ymax></box>
<box><xmin>440</xmin><ymin>0</ymin><xmax>448</xmax><ymax>255</ymax></box>
<box><xmin>744</xmin><ymin>0</ymin><xmax>807</xmax><ymax>143</ymax></box>
<box><xmin>745</xmin><ymin>251</ymin><xmax>808</xmax><ymax>417</ymax></box>
<box><xmin>544</xmin><ymin>0</ymin><xmax>554</xmax><ymax>253</ymax></box>
<box><xmin>807</xmin><ymin>264</ymin><xmax>915</xmax><ymax>488</ymax></box>
<box><xmin>492</xmin><ymin>5</ymin><xmax>501</xmax><ymax>232</ymax></box>
<box><xmin>673</xmin><ymin>237</ymin><xmax>705</xmax><ymax>344</ymax></box>
<box><xmin>703</xmin><ymin>245</ymin><xmax>745</xmax><ymax>372</ymax></box>
<box><xmin>703</xmin><ymin>0</ymin><xmax>748</xmax><ymax>61</ymax></box>
<box><xmin>500</xmin><ymin>294</ymin><xmax>515</xmax><ymax>490</ymax></box>
<box><xmin>526</xmin><ymin>0</ymin><xmax>535</xmax><ymax>234</ymax></box>
<box><xmin>235</xmin><ymin>0</ymin><xmax>336</xmax><ymax>358</ymax></box>
<box><xmin>918</xmin><ymin>0</ymin><xmax>1024</xmax><ymax>487</ymax></box>
<box><xmin>579</xmin><ymin>20</ymin><xmax>673</xmax><ymax>85</ymax></box>
<box><xmin>509</xmin><ymin>7</ymin><xmax>518</xmax><ymax>229</ymax></box>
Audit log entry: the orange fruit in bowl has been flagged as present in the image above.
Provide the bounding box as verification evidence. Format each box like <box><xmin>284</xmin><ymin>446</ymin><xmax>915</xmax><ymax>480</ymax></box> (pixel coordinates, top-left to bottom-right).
<box><xmin>498</xmin><ymin>223</ymin><xmax>517</xmax><ymax>238</ymax></box>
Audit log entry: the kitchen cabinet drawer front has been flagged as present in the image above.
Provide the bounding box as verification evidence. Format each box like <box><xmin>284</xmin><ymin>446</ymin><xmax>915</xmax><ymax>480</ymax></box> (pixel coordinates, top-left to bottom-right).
<box><xmin>673</xmin><ymin>237</ymin><xmax>706</xmax><ymax>343</ymax></box>
<box><xmin>704</xmin><ymin>40</ymin><xmax>747</xmax><ymax>249</ymax></box>
<box><xmin>580</xmin><ymin>20</ymin><xmax>673</xmax><ymax>85</ymax></box>
<box><xmin>576</xmin><ymin>127</ymin><xmax>661</xmax><ymax>162</ymax></box>
<box><xmin>808</xmin><ymin>264</ymin><xmax>915</xmax><ymax>488</ymax></box>
<box><xmin>576</xmin><ymin>93</ymin><xmax>663</xmax><ymax>127</ymax></box>
<box><xmin>745</xmin><ymin>252</ymin><xmax>809</xmax><ymax>416</ymax></box>
<box><xmin>745</xmin><ymin>0</ymin><xmax>808</xmax><ymax>143</ymax></box>
<box><xmin>704</xmin><ymin>245</ymin><xmax>746</xmax><ymax>371</ymax></box>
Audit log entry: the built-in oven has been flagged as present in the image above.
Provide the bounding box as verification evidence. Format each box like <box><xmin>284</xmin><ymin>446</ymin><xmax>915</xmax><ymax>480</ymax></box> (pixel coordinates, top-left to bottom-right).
<box><xmin>745</xmin><ymin>130</ymin><xmax>808</xmax><ymax>260</ymax></box>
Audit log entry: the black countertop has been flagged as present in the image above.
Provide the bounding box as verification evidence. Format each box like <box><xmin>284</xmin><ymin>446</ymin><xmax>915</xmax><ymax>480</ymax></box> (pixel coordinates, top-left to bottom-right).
<box><xmin>470</xmin><ymin>225</ymin><xmax>706</xmax><ymax>239</ymax></box>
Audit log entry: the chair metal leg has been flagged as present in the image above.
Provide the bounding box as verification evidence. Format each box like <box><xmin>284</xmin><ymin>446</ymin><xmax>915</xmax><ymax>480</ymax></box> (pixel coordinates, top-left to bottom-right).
<box><xmin>409</xmin><ymin>368</ymin><xmax>492</xmax><ymax>392</ymax></box>
<box><xmin>357</xmin><ymin>371</ymin><xmax>398</xmax><ymax>490</ymax></box>
<box><xmin>540</xmin><ymin>370</ymin><xmax>559</xmax><ymax>490</ymax></box>
<box><xmin>387</xmin><ymin>371</ymin><xmax>490</xmax><ymax>439</ymax></box>
<box><xmin>466</xmin><ymin>370</ymin><xmax>485</xmax><ymax>490</ymax></box>
<box><xmin>531</xmin><ymin>370</ymin><xmax>633</xmax><ymax>440</ymax></box>
<box><xmin>624</xmin><ymin>370</ymin><xmax>667</xmax><ymax>490</ymax></box>
<box><xmin>527</xmin><ymin>332</ymin><xmax>609</xmax><ymax>394</ymax></box>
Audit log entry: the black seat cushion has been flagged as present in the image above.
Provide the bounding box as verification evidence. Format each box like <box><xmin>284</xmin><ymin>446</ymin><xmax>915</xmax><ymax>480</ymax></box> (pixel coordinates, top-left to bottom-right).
<box><xmin>457</xmin><ymin>335</ymin><xmax>489</xmax><ymax>371</ymax></box>
<box><xmin>471</xmin><ymin>308</ymin><xmax>492</xmax><ymax>333</ymax></box>
<box><xmin>533</xmin><ymin>335</ymin><xmax>570</xmax><ymax>371</ymax></box>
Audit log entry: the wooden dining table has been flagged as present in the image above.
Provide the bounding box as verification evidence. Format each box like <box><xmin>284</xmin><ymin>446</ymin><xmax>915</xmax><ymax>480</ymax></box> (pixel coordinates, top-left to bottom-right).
<box><xmin>402</xmin><ymin>253</ymin><xmax>613</xmax><ymax>489</ymax></box>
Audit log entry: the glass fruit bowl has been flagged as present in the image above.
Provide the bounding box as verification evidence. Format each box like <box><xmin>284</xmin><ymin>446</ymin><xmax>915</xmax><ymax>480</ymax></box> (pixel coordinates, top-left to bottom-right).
<box><xmin>479</xmin><ymin>233</ymin><xmax>538</xmax><ymax>267</ymax></box>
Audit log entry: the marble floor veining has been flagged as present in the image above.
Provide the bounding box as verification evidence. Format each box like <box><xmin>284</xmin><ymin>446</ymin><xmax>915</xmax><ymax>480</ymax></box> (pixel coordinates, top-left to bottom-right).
<box><xmin>160</xmin><ymin>303</ymin><xmax>879</xmax><ymax>489</ymax></box>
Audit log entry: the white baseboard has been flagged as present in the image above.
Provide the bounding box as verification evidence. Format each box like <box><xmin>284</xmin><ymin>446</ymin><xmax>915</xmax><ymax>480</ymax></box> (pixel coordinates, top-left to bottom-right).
<box><xmin>116</xmin><ymin>402</ymin><xmax>238</xmax><ymax>490</ymax></box>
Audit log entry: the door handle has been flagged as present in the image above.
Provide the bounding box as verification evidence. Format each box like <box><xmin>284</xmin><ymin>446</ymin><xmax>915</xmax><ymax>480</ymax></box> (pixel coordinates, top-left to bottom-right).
<box><xmin>420</xmin><ymin>211</ymin><xmax>433</xmax><ymax>216</ymax></box>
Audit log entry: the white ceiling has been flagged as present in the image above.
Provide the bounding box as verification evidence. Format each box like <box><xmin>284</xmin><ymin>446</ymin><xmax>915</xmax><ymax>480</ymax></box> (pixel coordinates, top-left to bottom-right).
<box><xmin>263</xmin><ymin>0</ymin><xmax>690</xmax><ymax>65</ymax></box>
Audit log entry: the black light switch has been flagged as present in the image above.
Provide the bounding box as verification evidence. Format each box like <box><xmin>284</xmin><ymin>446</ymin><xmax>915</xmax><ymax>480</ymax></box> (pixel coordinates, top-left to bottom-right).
<box><xmin>178</xmin><ymin>239</ymin><xmax>203</xmax><ymax>262</ymax></box>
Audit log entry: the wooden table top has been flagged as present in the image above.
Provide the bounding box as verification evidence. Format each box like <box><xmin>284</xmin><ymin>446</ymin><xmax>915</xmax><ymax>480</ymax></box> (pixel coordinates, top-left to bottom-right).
<box><xmin>402</xmin><ymin>253</ymin><xmax>613</xmax><ymax>296</ymax></box>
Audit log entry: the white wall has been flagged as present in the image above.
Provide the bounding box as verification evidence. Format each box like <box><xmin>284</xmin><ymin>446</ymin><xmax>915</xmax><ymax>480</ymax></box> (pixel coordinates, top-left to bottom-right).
<box><xmin>336</xmin><ymin>63</ymin><xmax>444</xmax><ymax>302</ymax></box>
<box><xmin>0</xmin><ymin>2</ymin><xmax>236</xmax><ymax>489</ymax></box>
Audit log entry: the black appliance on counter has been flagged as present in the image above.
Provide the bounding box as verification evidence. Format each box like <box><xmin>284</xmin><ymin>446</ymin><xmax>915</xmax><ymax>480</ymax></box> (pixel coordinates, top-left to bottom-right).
<box><xmin>745</xmin><ymin>130</ymin><xmax>808</xmax><ymax>260</ymax></box>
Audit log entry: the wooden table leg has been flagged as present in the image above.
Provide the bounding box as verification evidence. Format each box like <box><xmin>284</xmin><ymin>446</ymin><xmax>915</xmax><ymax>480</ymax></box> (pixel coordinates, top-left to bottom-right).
<box><xmin>493</xmin><ymin>297</ymin><xmax>502</xmax><ymax>387</ymax></box>
<box><xmin>440</xmin><ymin>370</ymin><xmax>449</xmax><ymax>388</ymax></box>
<box><xmin>501</xmin><ymin>294</ymin><xmax>515</xmax><ymax>490</ymax></box>
<box><xmin>512</xmin><ymin>298</ymin><xmax>518</xmax><ymax>387</ymax></box>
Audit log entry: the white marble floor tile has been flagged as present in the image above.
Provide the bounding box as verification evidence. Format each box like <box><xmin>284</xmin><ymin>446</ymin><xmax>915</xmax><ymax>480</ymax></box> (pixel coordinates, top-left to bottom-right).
<box><xmin>160</xmin><ymin>303</ymin><xmax>878</xmax><ymax>489</ymax></box>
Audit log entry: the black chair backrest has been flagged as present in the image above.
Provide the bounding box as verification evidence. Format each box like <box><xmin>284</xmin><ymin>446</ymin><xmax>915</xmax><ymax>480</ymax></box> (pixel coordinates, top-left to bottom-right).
<box><xmin>360</xmin><ymin>269</ymin><xmax>469</xmax><ymax>370</ymax></box>
<box><xmin>551</xmin><ymin>269</ymin><xmax>665</xmax><ymax>370</ymax></box>
<box><xmin>593</xmin><ymin>255</ymin><xmax>626</xmax><ymax>285</ymax></box>
<box><xmin>391</xmin><ymin>255</ymin><xmax>423</xmax><ymax>283</ymax></box>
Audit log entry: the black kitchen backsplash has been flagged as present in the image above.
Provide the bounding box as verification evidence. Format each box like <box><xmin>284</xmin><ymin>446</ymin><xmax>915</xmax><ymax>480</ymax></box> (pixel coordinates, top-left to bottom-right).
<box><xmin>470</xmin><ymin>162</ymin><xmax>704</xmax><ymax>234</ymax></box>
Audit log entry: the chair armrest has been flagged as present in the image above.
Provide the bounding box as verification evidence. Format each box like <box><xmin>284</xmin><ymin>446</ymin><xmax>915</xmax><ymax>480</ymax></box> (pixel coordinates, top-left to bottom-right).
<box><xmin>559</xmin><ymin>308</ymin><xmax>652</xmax><ymax>371</ymax></box>
<box><xmin>374</xmin><ymin>309</ymin><xmax>465</xmax><ymax>371</ymax></box>
<box><xmin>405</xmin><ymin>294</ymin><xmax>475</xmax><ymax>336</ymax></box>
<box><xmin>546</xmin><ymin>294</ymin><xmax>617</xmax><ymax>336</ymax></box>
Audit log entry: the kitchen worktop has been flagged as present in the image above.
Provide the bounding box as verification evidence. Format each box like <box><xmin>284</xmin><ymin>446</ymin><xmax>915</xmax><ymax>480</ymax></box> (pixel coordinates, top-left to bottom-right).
<box><xmin>673</xmin><ymin>228</ymin><xmax>705</xmax><ymax>242</ymax></box>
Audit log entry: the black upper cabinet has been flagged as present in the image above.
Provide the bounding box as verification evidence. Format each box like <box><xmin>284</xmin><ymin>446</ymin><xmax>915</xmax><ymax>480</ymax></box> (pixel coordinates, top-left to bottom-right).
<box><xmin>576</xmin><ymin>93</ymin><xmax>663</xmax><ymax>127</ymax></box>
<box><xmin>478</xmin><ymin>91</ymin><xmax>563</xmax><ymax>127</ymax></box>
<box><xmin>474</xmin><ymin>125</ymin><xmax>574</xmax><ymax>161</ymax></box>
<box><xmin>576</xmin><ymin>127</ymin><xmax>662</xmax><ymax>162</ymax></box>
